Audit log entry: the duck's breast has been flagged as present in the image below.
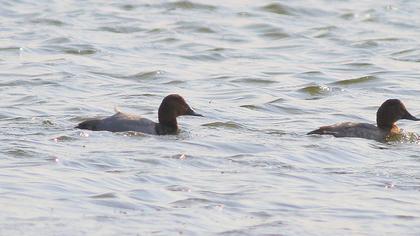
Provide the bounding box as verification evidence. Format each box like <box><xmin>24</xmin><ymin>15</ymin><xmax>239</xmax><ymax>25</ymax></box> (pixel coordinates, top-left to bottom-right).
<box><xmin>97</xmin><ymin>112</ymin><xmax>157</xmax><ymax>134</ymax></box>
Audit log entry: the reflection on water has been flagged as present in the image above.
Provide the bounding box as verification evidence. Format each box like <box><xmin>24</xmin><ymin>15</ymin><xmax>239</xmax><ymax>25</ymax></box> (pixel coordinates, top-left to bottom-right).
<box><xmin>1</xmin><ymin>0</ymin><xmax>420</xmax><ymax>235</ymax></box>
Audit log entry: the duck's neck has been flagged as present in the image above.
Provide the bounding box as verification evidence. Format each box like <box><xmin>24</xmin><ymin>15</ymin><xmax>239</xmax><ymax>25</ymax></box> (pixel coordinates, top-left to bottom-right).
<box><xmin>389</xmin><ymin>124</ymin><xmax>400</xmax><ymax>134</ymax></box>
<box><xmin>378</xmin><ymin>123</ymin><xmax>399</xmax><ymax>133</ymax></box>
<box><xmin>377</xmin><ymin>114</ymin><xmax>398</xmax><ymax>132</ymax></box>
<box><xmin>155</xmin><ymin>118</ymin><xmax>178</xmax><ymax>135</ymax></box>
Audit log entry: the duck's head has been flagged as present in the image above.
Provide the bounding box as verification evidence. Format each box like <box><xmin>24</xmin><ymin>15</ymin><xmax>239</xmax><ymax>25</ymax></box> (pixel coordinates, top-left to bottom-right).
<box><xmin>158</xmin><ymin>94</ymin><xmax>202</xmax><ymax>124</ymax></box>
<box><xmin>376</xmin><ymin>99</ymin><xmax>419</xmax><ymax>129</ymax></box>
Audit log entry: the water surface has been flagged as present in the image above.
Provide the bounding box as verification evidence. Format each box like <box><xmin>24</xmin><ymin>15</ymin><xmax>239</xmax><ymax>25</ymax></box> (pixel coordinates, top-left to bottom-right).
<box><xmin>1</xmin><ymin>0</ymin><xmax>420</xmax><ymax>235</ymax></box>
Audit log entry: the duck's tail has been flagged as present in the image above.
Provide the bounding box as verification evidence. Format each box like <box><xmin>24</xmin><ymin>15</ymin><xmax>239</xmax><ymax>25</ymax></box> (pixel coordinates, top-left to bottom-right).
<box><xmin>75</xmin><ymin>119</ymin><xmax>101</xmax><ymax>131</ymax></box>
<box><xmin>307</xmin><ymin>129</ymin><xmax>323</xmax><ymax>135</ymax></box>
<box><xmin>114</xmin><ymin>105</ymin><xmax>121</xmax><ymax>113</ymax></box>
<box><xmin>307</xmin><ymin>127</ymin><xmax>336</xmax><ymax>135</ymax></box>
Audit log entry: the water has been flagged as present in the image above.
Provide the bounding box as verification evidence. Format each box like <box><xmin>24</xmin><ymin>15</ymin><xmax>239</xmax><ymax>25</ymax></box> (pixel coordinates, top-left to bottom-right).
<box><xmin>1</xmin><ymin>0</ymin><xmax>420</xmax><ymax>235</ymax></box>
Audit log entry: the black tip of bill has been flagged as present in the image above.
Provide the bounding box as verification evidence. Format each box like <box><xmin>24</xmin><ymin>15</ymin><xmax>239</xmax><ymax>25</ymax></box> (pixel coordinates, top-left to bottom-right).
<box><xmin>403</xmin><ymin>111</ymin><xmax>420</xmax><ymax>121</ymax></box>
<box><xmin>186</xmin><ymin>108</ymin><xmax>203</xmax><ymax>117</ymax></box>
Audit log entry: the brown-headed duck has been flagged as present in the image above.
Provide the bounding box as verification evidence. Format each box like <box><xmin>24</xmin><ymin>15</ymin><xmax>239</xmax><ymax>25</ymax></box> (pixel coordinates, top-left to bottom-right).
<box><xmin>307</xmin><ymin>99</ymin><xmax>419</xmax><ymax>141</ymax></box>
<box><xmin>76</xmin><ymin>94</ymin><xmax>203</xmax><ymax>135</ymax></box>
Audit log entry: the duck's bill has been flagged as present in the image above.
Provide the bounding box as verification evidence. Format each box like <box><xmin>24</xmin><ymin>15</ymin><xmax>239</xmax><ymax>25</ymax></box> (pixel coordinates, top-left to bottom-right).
<box><xmin>186</xmin><ymin>108</ymin><xmax>203</xmax><ymax>117</ymax></box>
<box><xmin>403</xmin><ymin>111</ymin><xmax>420</xmax><ymax>121</ymax></box>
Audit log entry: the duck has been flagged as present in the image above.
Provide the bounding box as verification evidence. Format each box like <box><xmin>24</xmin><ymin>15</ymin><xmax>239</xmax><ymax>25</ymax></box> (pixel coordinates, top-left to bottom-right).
<box><xmin>307</xmin><ymin>99</ymin><xmax>419</xmax><ymax>141</ymax></box>
<box><xmin>76</xmin><ymin>94</ymin><xmax>203</xmax><ymax>135</ymax></box>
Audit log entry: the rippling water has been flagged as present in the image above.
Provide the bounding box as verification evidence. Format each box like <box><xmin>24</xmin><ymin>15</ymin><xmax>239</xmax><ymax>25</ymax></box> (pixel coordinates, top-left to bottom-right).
<box><xmin>2</xmin><ymin>0</ymin><xmax>420</xmax><ymax>235</ymax></box>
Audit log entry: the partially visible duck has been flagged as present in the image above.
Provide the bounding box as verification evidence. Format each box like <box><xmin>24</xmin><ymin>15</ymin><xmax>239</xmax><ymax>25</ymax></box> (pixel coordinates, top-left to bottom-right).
<box><xmin>307</xmin><ymin>99</ymin><xmax>419</xmax><ymax>141</ymax></box>
<box><xmin>76</xmin><ymin>94</ymin><xmax>203</xmax><ymax>135</ymax></box>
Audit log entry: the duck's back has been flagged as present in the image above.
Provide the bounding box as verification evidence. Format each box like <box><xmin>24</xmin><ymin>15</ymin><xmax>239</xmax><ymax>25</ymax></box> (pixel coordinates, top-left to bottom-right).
<box><xmin>308</xmin><ymin>122</ymin><xmax>386</xmax><ymax>141</ymax></box>
<box><xmin>77</xmin><ymin>112</ymin><xmax>157</xmax><ymax>134</ymax></box>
